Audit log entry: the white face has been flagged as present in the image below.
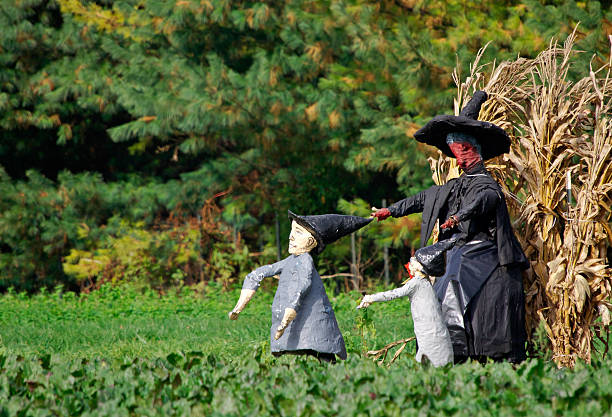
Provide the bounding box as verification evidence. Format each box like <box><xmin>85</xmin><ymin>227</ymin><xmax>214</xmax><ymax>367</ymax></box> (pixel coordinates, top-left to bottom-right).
<box><xmin>288</xmin><ymin>221</ymin><xmax>316</xmax><ymax>254</ymax></box>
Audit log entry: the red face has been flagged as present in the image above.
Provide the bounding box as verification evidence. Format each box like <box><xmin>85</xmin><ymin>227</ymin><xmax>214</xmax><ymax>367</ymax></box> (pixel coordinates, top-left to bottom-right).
<box><xmin>448</xmin><ymin>142</ymin><xmax>482</xmax><ymax>170</ymax></box>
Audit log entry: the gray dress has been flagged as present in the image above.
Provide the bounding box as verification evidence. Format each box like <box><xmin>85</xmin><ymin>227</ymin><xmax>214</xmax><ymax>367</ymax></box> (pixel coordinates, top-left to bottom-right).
<box><xmin>242</xmin><ymin>253</ymin><xmax>347</xmax><ymax>359</ymax></box>
<box><xmin>368</xmin><ymin>277</ymin><xmax>453</xmax><ymax>367</ymax></box>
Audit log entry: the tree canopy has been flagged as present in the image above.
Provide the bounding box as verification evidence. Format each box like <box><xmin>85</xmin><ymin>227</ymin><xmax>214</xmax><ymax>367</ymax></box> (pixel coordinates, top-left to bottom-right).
<box><xmin>0</xmin><ymin>0</ymin><xmax>610</xmax><ymax>291</ymax></box>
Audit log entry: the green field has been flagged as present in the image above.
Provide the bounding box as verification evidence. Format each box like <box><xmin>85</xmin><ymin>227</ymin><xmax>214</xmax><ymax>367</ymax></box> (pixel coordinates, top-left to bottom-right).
<box><xmin>1</xmin><ymin>284</ymin><xmax>611</xmax><ymax>416</ymax></box>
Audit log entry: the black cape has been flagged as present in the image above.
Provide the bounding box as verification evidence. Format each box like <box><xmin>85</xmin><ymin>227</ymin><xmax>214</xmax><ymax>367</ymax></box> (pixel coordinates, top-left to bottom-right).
<box><xmin>388</xmin><ymin>163</ymin><xmax>528</xmax><ymax>362</ymax></box>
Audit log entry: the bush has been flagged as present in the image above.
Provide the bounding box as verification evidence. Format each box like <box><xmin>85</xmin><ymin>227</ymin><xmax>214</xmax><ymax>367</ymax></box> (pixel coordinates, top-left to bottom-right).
<box><xmin>0</xmin><ymin>168</ymin><xmax>267</xmax><ymax>292</ymax></box>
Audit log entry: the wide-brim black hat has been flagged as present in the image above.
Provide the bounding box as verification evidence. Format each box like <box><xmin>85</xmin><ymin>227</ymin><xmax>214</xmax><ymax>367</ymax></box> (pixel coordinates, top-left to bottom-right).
<box><xmin>288</xmin><ymin>210</ymin><xmax>373</xmax><ymax>254</ymax></box>
<box><xmin>413</xmin><ymin>91</ymin><xmax>511</xmax><ymax>160</ymax></box>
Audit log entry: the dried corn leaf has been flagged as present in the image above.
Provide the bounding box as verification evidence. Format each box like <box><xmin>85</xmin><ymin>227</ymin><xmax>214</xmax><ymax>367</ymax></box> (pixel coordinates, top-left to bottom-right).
<box><xmin>572</xmin><ymin>275</ymin><xmax>591</xmax><ymax>313</ymax></box>
<box><xmin>546</xmin><ymin>256</ymin><xmax>567</xmax><ymax>290</ymax></box>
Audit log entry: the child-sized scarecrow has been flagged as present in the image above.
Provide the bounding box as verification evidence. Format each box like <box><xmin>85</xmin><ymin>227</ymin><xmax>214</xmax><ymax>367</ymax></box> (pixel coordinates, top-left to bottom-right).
<box><xmin>371</xmin><ymin>91</ymin><xmax>529</xmax><ymax>363</ymax></box>
<box><xmin>229</xmin><ymin>211</ymin><xmax>372</xmax><ymax>362</ymax></box>
<box><xmin>357</xmin><ymin>238</ymin><xmax>456</xmax><ymax>367</ymax></box>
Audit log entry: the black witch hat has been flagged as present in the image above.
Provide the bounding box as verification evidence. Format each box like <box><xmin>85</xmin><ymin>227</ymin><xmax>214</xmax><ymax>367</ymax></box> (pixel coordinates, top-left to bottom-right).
<box><xmin>413</xmin><ymin>90</ymin><xmax>510</xmax><ymax>160</ymax></box>
<box><xmin>413</xmin><ymin>236</ymin><xmax>458</xmax><ymax>277</ymax></box>
<box><xmin>288</xmin><ymin>210</ymin><xmax>373</xmax><ymax>254</ymax></box>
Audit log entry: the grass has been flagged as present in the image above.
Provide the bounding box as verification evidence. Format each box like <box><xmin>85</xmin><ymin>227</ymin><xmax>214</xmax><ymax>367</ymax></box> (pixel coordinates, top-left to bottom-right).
<box><xmin>0</xmin><ymin>282</ymin><xmax>414</xmax><ymax>361</ymax></box>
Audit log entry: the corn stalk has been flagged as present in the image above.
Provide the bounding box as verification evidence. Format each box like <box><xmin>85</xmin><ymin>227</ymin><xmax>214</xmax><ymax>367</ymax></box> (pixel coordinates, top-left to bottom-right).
<box><xmin>429</xmin><ymin>29</ymin><xmax>612</xmax><ymax>367</ymax></box>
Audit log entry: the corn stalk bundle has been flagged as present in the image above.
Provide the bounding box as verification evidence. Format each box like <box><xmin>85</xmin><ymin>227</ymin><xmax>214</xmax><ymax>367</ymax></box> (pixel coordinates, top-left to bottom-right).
<box><xmin>428</xmin><ymin>30</ymin><xmax>612</xmax><ymax>367</ymax></box>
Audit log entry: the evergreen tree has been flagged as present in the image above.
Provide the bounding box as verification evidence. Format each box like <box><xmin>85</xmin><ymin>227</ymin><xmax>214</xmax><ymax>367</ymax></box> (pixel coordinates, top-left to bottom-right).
<box><xmin>0</xmin><ymin>0</ymin><xmax>609</xmax><ymax>291</ymax></box>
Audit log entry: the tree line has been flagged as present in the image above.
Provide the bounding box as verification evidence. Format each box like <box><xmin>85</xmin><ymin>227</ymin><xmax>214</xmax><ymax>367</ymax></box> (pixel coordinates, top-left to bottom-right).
<box><xmin>0</xmin><ymin>0</ymin><xmax>610</xmax><ymax>292</ymax></box>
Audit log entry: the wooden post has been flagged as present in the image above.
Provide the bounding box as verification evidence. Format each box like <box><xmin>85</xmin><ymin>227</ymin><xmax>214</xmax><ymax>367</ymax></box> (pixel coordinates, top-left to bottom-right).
<box><xmin>275</xmin><ymin>212</ymin><xmax>282</xmax><ymax>261</ymax></box>
<box><xmin>351</xmin><ymin>232</ymin><xmax>358</xmax><ymax>290</ymax></box>
<box><xmin>383</xmin><ymin>198</ymin><xmax>389</xmax><ymax>286</ymax></box>
<box><xmin>233</xmin><ymin>214</ymin><xmax>238</xmax><ymax>247</ymax></box>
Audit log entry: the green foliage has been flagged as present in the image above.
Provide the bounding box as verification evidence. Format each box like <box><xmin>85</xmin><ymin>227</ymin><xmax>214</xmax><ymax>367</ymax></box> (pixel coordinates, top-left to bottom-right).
<box><xmin>0</xmin><ymin>0</ymin><xmax>610</xmax><ymax>291</ymax></box>
<box><xmin>0</xmin><ymin>161</ymin><xmax>265</xmax><ymax>291</ymax></box>
<box><xmin>0</xmin><ymin>3</ymin><xmax>610</xmax><ymax>411</ymax></box>
<box><xmin>0</xmin><ymin>285</ymin><xmax>611</xmax><ymax>416</ymax></box>
<box><xmin>0</xmin><ymin>283</ymin><xmax>412</xmax><ymax>360</ymax></box>
<box><xmin>0</xmin><ymin>169</ymin><xmax>76</xmax><ymax>291</ymax></box>
<box><xmin>2</xmin><ymin>352</ymin><xmax>612</xmax><ymax>416</ymax></box>
<box><xmin>63</xmin><ymin>221</ymin><xmax>207</xmax><ymax>288</ymax></box>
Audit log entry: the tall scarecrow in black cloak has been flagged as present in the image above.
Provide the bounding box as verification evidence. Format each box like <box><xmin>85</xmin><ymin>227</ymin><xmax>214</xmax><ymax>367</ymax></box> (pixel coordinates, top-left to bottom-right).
<box><xmin>372</xmin><ymin>91</ymin><xmax>529</xmax><ymax>363</ymax></box>
<box><xmin>229</xmin><ymin>211</ymin><xmax>372</xmax><ymax>362</ymax></box>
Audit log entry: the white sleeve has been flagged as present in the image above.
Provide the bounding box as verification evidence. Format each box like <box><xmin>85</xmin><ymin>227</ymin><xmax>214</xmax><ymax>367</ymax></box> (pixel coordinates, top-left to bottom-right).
<box><xmin>367</xmin><ymin>280</ymin><xmax>416</xmax><ymax>303</ymax></box>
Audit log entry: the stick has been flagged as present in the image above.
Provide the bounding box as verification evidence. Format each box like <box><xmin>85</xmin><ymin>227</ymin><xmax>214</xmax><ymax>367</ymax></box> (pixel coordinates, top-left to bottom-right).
<box><xmin>366</xmin><ymin>337</ymin><xmax>416</xmax><ymax>365</ymax></box>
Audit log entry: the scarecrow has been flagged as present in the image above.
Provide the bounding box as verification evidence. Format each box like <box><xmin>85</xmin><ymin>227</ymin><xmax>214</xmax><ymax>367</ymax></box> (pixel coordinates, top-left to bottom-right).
<box><xmin>357</xmin><ymin>238</ymin><xmax>456</xmax><ymax>367</ymax></box>
<box><xmin>229</xmin><ymin>211</ymin><xmax>372</xmax><ymax>362</ymax></box>
<box><xmin>371</xmin><ymin>91</ymin><xmax>529</xmax><ymax>363</ymax></box>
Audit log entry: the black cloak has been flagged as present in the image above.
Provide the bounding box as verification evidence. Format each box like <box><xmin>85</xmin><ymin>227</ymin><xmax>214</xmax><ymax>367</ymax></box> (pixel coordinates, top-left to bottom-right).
<box><xmin>388</xmin><ymin>162</ymin><xmax>528</xmax><ymax>362</ymax></box>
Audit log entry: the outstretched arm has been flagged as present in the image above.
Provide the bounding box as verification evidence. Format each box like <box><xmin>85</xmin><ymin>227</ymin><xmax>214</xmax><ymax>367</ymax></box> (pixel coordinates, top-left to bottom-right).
<box><xmin>228</xmin><ymin>289</ymin><xmax>256</xmax><ymax>320</ymax></box>
<box><xmin>370</xmin><ymin>189</ymin><xmax>430</xmax><ymax>222</ymax></box>
<box><xmin>228</xmin><ymin>259</ymin><xmax>286</xmax><ymax>320</ymax></box>
<box><xmin>387</xmin><ymin>189</ymin><xmax>429</xmax><ymax>218</ymax></box>
<box><xmin>357</xmin><ymin>258</ymin><xmax>426</xmax><ymax>308</ymax></box>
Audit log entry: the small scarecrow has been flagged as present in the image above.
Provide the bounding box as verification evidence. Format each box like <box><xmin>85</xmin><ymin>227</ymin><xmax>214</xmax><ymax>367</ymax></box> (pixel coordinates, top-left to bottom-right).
<box><xmin>229</xmin><ymin>211</ymin><xmax>372</xmax><ymax>362</ymax></box>
<box><xmin>358</xmin><ymin>238</ymin><xmax>456</xmax><ymax>367</ymax></box>
<box><xmin>371</xmin><ymin>91</ymin><xmax>529</xmax><ymax>363</ymax></box>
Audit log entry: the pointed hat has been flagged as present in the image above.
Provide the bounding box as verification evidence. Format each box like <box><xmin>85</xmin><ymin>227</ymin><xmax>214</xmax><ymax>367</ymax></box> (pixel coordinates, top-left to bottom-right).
<box><xmin>414</xmin><ymin>236</ymin><xmax>458</xmax><ymax>277</ymax></box>
<box><xmin>288</xmin><ymin>210</ymin><xmax>373</xmax><ymax>254</ymax></box>
<box><xmin>413</xmin><ymin>90</ymin><xmax>511</xmax><ymax>160</ymax></box>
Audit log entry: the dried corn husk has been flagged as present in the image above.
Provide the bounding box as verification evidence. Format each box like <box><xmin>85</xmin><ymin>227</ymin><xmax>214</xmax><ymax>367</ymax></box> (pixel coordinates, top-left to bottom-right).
<box><xmin>433</xmin><ymin>28</ymin><xmax>612</xmax><ymax>367</ymax></box>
